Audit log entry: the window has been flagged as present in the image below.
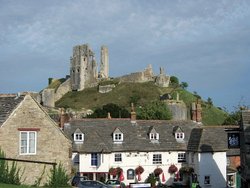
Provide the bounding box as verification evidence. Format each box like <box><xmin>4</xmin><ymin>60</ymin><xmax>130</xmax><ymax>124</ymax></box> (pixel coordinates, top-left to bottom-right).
<box><xmin>150</xmin><ymin>133</ymin><xmax>159</xmax><ymax>140</ymax></box>
<box><xmin>113</xmin><ymin>133</ymin><xmax>123</xmax><ymax>142</ymax></box>
<box><xmin>20</xmin><ymin>131</ymin><xmax>37</xmax><ymax>155</ymax></box>
<box><xmin>176</xmin><ymin>133</ymin><xmax>184</xmax><ymax>139</ymax></box>
<box><xmin>204</xmin><ymin>175</ymin><xmax>210</xmax><ymax>185</ymax></box>
<box><xmin>74</xmin><ymin>133</ymin><xmax>84</xmax><ymax>142</ymax></box>
<box><xmin>153</xmin><ymin>154</ymin><xmax>162</xmax><ymax>164</ymax></box>
<box><xmin>91</xmin><ymin>153</ymin><xmax>99</xmax><ymax>166</ymax></box>
<box><xmin>127</xmin><ymin>169</ymin><xmax>135</xmax><ymax>180</ymax></box>
<box><xmin>178</xmin><ymin>153</ymin><xmax>186</xmax><ymax>163</ymax></box>
<box><xmin>114</xmin><ymin>153</ymin><xmax>122</xmax><ymax>162</ymax></box>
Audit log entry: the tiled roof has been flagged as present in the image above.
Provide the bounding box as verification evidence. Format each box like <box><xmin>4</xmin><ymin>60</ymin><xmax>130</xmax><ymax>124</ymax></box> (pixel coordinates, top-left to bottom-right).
<box><xmin>188</xmin><ymin>127</ymin><xmax>228</xmax><ymax>152</ymax></box>
<box><xmin>0</xmin><ymin>94</ymin><xmax>24</xmax><ymax>126</ymax></box>
<box><xmin>64</xmin><ymin>119</ymin><xmax>228</xmax><ymax>153</ymax></box>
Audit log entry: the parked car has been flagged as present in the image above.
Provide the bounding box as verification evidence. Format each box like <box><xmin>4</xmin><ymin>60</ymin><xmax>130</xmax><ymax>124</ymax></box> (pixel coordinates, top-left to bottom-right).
<box><xmin>71</xmin><ymin>175</ymin><xmax>88</xmax><ymax>187</ymax></box>
<box><xmin>106</xmin><ymin>179</ymin><xmax>126</xmax><ymax>188</ymax></box>
<box><xmin>75</xmin><ymin>180</ymin><xmax>112</xmax><ymax>188</ymax></box>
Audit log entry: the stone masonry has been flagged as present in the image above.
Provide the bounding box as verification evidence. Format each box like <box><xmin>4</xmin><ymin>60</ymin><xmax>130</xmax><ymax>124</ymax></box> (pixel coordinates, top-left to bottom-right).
<box><xmin>0</xmin><ymin>94</ymin><xmax>71</xmax><ymax>185</ymax></box>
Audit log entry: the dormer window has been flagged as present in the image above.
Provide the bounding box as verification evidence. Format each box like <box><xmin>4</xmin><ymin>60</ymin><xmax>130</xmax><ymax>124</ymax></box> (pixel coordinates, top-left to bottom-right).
<box><xmin>74</xmin><ymin>128</ymin><xmax>84</xmax><ymax>143</ymax></box>
<box><xmin>173</xmin><ymin>126</ymin><xmax>185</xmax><ymax>142</ymax></box>
<box><xmin>175</xmin><ymin>132</ymin><xmax>184</xmax><ymax>139</ymax></box>
<box><xmin>150</xmin><ymin>133</ymin><xmax>159</xmax><ymax>140</ymax></box>
<box><xmin>113</xmin><ymin>128</ymin><xmax>123</xmax><ymax>143</ymax></box>
<box><xmin>149</xmin><ymin>127</ymin><xmax>159</xmax><ymax>142</ymax></box>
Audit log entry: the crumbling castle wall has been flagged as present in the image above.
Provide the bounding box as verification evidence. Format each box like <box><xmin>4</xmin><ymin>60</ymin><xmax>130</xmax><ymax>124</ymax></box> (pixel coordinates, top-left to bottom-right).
<box><xmin>99</xmin><ymin>45</ymin><xmax>109</xmax><ymax>79</ymax></box>
<box><xmin>54</xmin><ymin>78</ymin><xmax>71</xmax><ymax>102</ymax></box>
<box><xmin>118</xmin><ymin>64</ymin><xmax>154</xmax><ymax>83</ymax></box>
<box><xmin>42</xmin><ymin>88</ymin><xmax>55</xmax><ymax>108</ymax></box>
<box><xmin>70</xmin><ymin>44</ymin><xmax>98</xmax><ymax>91</ymax></box>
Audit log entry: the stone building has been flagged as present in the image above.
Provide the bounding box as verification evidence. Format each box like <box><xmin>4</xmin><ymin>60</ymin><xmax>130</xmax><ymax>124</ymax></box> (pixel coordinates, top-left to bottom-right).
<box><xmin>99</xmin><ymin>45</ymin><xmax>109</xmax><ymax>79</ymax></box>
<box><xmin>70</xmin><ymin>44</ymin><xmax>98</xmax><ymax>91</ymax></box>
<box><xmin>0</xmin><ymin>93</ymin><xmax>72</xmax><ymax>185</ymax></box>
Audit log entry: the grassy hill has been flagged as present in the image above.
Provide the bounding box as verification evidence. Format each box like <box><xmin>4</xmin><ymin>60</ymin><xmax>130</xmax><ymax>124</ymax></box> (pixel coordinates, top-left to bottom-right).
<box><xmin>55</xmin><ymin>81</ymin><xmax>227</xmax><ymax>125</ymax></box>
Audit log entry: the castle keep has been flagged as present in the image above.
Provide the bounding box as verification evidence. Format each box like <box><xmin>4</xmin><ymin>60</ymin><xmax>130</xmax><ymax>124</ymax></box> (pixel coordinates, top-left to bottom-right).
<box><xmin>70</xmin><ymin>44</ymin><xmax>109</xmax><ymax>91</ymax></box>
<box><xmin>41</xmin><ymin>43</ymin><xmax>170</xmax><ymax>108</ymax></box>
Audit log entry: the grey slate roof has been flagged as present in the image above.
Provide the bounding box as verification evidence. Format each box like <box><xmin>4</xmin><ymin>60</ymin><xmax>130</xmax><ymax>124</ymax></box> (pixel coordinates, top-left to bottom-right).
<box><xmin>64</xmin><ymin>119</ymin><xmax>229</xmax><ymax>154</ymax></box>
<box><xmin>0</xmin><ymin>94</ymin><xmax>24</xmax><ymax>126</ymax></box>
<box><xmin>188</xmin><ymin>127</ymin><xmax>228</xmax><ymax>152</ymax></box>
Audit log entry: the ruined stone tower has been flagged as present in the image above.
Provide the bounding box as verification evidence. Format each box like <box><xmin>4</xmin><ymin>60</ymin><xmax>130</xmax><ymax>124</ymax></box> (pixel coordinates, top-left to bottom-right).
<box><xmin>99</xmin><ymin>45</ymin><xmax>109</xmax><ymax>79</ymax></box>
<box><xmin>70</xmin><ymin>44</ymin><xmax>98</xmax><ymax>91</ymax></box>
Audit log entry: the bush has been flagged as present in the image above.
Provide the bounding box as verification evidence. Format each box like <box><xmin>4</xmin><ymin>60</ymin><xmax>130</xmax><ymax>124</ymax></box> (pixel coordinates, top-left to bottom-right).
<box><xmin>0</xmin><ymin>148</ymin><xmax>21</xmax><ymax>185</ymax></box>
<box><xmin>46</xmin><ymin>163</ymin><xmax>70</xmax><ymax>187</ymax></box>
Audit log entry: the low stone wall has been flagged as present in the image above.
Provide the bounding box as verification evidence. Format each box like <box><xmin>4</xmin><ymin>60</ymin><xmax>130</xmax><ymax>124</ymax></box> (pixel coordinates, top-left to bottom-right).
<box><xmin>54</xmin><ymin>78</ymin><xmax>71</xmax><ymax>102</ymax></box>
<box><xmin>98</xmin><ymin>84</ymin><xmax>116</xmax><ymax>93</ymax></box>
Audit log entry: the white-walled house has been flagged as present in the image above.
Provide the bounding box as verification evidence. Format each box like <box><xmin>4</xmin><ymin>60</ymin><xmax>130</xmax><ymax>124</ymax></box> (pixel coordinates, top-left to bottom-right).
<box><xmin>64</xmin><ymin>119</ymin><xmax>228</xmax><ymax>187</ymax></box>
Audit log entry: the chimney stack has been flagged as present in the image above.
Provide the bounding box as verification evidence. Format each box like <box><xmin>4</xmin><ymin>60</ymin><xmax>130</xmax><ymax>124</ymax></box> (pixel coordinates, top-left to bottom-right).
<box><xmin>191</xmin><ymin>100</ymin><xmax>202</xmax><ymax>123</ymax></box>
<box><xmin>130</xmin><ymin>103</ymin><xmax>137</xmax><ymax>124</ymax></box>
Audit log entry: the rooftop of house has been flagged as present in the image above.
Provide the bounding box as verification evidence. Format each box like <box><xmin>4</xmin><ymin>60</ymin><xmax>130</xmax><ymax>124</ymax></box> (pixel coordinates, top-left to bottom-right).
<box><xmin>0</xmin><ymin>94</ymin><xmax>25</xmax><ymax>126</ymax></box>
<box><xmin>64</xmin><ymin>119</ymin><xmax>230</xmax><ymax>154</ymax></box>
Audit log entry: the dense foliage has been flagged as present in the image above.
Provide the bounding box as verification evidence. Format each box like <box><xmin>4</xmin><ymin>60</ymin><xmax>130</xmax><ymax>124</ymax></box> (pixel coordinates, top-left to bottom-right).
<box><xmin>46</xmin><ymin>163</ymin><xmax>70</xmax><ymax>187</ymax></box>
<box><xmin>136</xmin><ymin>101</ymin><xmax>172</xmax><ymax>120</ymax></box>
<box><xmin>0</xmin><ymin>149</ymin><xmax>21</xmax><ymax>185</ymax></box>
<box><xmin>87</xmin><ymin>103</ymin><xmax>130</xmax><ymax>118</ymax></box>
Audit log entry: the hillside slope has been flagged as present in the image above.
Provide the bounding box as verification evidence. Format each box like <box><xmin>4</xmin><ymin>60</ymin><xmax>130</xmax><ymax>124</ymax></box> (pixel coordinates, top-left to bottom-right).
<box><xmin>55</xmin><ymin>82</ymin><xmax>227</xmax><ymax>125</ymax></box>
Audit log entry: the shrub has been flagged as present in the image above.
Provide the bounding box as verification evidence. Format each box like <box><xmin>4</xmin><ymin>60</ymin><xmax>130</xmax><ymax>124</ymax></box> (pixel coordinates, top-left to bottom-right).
<box><xmin>0</xmin><ymin>148</ymin><xmax>22</xmax><ymax>185</ymax></box>
<box><xmin>46</xmin><ymin>163</ymin><xmax>70</xmax><ymax>187</ymax></box>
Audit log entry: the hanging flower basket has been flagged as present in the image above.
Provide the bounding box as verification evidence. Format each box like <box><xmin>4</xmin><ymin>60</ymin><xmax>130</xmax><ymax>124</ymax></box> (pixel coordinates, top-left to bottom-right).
<box><xmin>116</xmin><ymin>167</ymin><xmax>123</xmax><ymax>177</ymax></box>
<box><xmin>135</xmin><ymin>166</ymin><xmax>144</xmax><ymax>175</ymax></box>
<box><xmin>154</xmin><ymin>167</ymin><xmax>163</xmax><ymax>176</ymax></box>
<box><xmin>109</xmin><ymin>167</ymin><xmax>117</xmax><ymax>176</ymax></box>
<box><xmin>168</xmin><ymin>164</ymin><xmax>178</xmax><ymax>174</ymax></box>
<box><xmin>179</xmin><ymin>166</ymin><xmax>194</xmax><ymax>175</ymax></box>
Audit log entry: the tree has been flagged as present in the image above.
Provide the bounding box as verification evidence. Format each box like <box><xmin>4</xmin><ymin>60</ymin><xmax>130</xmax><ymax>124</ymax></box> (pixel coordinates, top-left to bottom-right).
<box><xmin>180</xmin><ymin>82</ymin><xmax>188</xmax><ymax>89</ymax></box>
<box><xmin>207</xmin><ymin>97</ymin><xmax>213</xmax><ymax>106</ymax></box>
<box><xmin>170</xmin><ymin>76</ymin><xmax>179</xmax><ymax>87</ymax></box>
<box><xmin>88</xmin><ymin>103</ymin><xmax>130</xmax><ymax>118</ymax></box>
<box><xmin>136</xmin><ymin>101</ymin><xmax>172</xmax><ymax>120</ymax></box>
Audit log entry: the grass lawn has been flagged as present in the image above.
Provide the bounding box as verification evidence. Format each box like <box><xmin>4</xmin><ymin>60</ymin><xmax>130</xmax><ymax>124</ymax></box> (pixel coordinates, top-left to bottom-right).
<box><xmin>0</xmin><ymin>183</ymin><xmax>30</xmax><ymax>188</ymax></box>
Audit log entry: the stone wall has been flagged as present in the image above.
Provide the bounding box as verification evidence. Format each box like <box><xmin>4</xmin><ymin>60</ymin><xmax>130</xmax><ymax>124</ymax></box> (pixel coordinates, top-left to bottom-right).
<box><xmin>42</xmin><ymin>88</ymin><xmax>55</xmax><ymax>108</ymax></box>
<box><xmin>54</xmin><ymin>78</ymin><xmax>71</xmax><ymax>102</ymax></box>
<box><xmin>0</xmin><ymin>95</ymin><xmax>71</xmax><ymax>185</ymax></box>
<box><xmin>166</xmin><ymin>100</ymin><xmax>187</xmax><ymax>120</ymax></box>
<box><xmin>98</xmin><ymin>84</ymin><xmax>116</xmax><ymax>93</ymax></box>
<box><xmin>118</xmin><ymin>64</ymin><xmax>154</xmax><ymax>83</ymax></box>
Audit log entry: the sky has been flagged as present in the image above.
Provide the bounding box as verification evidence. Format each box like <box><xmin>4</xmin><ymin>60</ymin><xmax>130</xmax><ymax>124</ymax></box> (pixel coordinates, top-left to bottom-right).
<box><xmin>0</xmin><ymin>0</ymin><xmax>250</xmax><ymax>112</ymax></box>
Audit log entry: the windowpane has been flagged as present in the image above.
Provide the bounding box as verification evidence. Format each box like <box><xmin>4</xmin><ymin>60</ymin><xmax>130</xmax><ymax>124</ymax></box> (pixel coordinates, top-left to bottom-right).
<box><xmin>178</xmin><ymin>153</ymin><xmax>186</xmax><ymax>162</ymax></box>
<box><xmin>91</xmin><ymin>153</ymin><xmax>98</xmax><ymax>166</ymax></box>
<box><xmin>153</xmin><ymin>154</ymin><xmax>162</xmax><ymax>164</ymax></box>
<box><xmin>115</xmin><ymin>153</ymin><xmax>122</xmax><ymax>162</ymax></box>
<box><xmin>204</xmin><ymin>175</ymin><xmax>210</xmax><ymax>184</ymax></box>
<box><xmin>20</xmin><ymin>131</ymin><xmax>36</xmax><ymax>155</ymax></box>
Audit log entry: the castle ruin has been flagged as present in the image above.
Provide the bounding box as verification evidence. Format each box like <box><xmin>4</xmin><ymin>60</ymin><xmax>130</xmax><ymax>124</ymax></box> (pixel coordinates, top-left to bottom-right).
<box><xmin>41</xmin><ymin>43</ymin><xmax>170</xmax><ymax>108</ymax></box>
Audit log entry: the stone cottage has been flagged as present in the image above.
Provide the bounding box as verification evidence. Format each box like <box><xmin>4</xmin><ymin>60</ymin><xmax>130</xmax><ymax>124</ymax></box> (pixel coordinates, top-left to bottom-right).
<box><xmin>0</xmin><ymin>93</ymin><xmax>72</xmax><ymax>185</ymax></box>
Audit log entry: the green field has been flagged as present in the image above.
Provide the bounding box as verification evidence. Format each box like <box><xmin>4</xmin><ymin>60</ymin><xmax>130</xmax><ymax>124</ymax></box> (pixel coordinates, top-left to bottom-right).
<box><xmin>0</xmin><ymin>183</ymin><xmax>30</xmax><ymax>188</ymax></box>
<box><xmin>55</xmin><ymin>81</ymin><xmax>227</xmax><ymax>125</ymax></box>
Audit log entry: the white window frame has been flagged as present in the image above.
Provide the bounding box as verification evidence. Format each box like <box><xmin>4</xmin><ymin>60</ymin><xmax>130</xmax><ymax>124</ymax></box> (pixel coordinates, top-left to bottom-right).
<box><xmin>175</xmin><ymin>132</ymin><xmax>185</xmax><ymax>139</ymax></box>
<box><xmin>113</xmin><ymin>133</ymin><xmax>123</xmax><ymax>142</ymax></box>
<box><xmin>20</xmin><ymin>131</ymin><xmax>37</xmax><ymax>155</ymax></box>
<box><xmin>114</xmin><ymin>153</ymin><xmax>122</xmax><ymax>162</ymax></box>
<box><xmin>204</xmin><ymin>175</ymin><xmax>211</xmax><ymax>185</ymax></box>
<box><xmin>150</xmin><ymin>133</ymin><xmax>159</xmax><ymax>140</ymax></box>
<box><xmin>153</xmin><ymin>154</ymin><xmax>162</xmax><ymax>164</ymax></box>
<box><xmin>178</xmin><ymin>152</ymin><xmax>186</xmax><ymax>163</ymax></box>
<box><xmin>74</xmin><ymin>133</ymin><xmax>84</xmax><ymax>142</ymax></box>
